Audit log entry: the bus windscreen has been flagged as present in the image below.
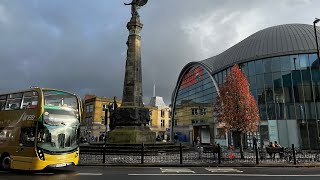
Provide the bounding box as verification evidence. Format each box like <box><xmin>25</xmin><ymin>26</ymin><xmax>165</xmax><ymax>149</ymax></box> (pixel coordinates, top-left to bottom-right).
<box><xmin>37</xmin><ymin>90</ymin><xmax>80</xmax><ymax>153</ymax></box>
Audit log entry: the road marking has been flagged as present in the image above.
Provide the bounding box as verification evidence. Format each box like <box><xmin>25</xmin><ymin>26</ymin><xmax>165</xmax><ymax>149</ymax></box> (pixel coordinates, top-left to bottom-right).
<box><xmin>128</xmin><ymin>174</ymin><xmax>320</xmax><ymax>177</ymax></box>
<box><xmin>160</xmin><ymin>168</ymin><xmax>195</xmax><ymax>173</ymax></box>
<box><xmin>205</xmin><ymin>168</ymin><xmax>243</xmax><ymax>173</ymax></box>
<box><xmin>76</xmin><ymin>173</ymin><xmax>103</xmax><ymax>176</ymax></box>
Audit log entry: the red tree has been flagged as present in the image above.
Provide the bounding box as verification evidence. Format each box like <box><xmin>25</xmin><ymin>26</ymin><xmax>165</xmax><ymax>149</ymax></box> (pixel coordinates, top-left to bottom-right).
<box><xmin>214</xmin><ymin>64</ymin><xmax>260</xmax><ymax>159</ymax></box>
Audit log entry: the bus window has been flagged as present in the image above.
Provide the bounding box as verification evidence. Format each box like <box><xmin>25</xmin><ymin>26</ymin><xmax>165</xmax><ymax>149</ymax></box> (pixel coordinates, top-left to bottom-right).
<box><xmin>6</xmin><ymin>93</ymin><xmax>23</xmax><ymax>110</ymax></box>
<box><xmin>20</xmin><ymin>127</ymin><xmax>36</xmax><ymax>147</ymax></box>
<box><xmin>22</xmin><ymin>91</ymin><xmax>38</xmax><ymax>109</ymax></box>
<box><xmin>43</xmin><ymin>90</ymin><xmax>78</xmax><ymax>111</ymax></box>
<box><xmin>0</xmin><ymin>95</ymin><xmax>6</xmax><ymax>111</ymax></box>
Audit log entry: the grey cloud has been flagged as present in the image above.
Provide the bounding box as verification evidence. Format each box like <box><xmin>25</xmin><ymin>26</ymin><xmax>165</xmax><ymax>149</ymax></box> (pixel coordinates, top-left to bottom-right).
<box><xmin>0</xmin><ymin>0</ymin><xmax>319</xmax><ymax>105</ymax></box>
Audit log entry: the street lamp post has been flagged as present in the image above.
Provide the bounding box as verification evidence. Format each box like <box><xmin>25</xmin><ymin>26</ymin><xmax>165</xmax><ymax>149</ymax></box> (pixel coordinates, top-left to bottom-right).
<box><xmin>102</xmin><ymin>97</ymin><xmax>118</xmax><ymax>163</ymax></box>
<box><xmin>313</xmin><ymin>18</ymin><xmax>320</xmax><ymax>61</ymax></box>
<box><xmin>102</xmin><ymin>106</ymin><xmax>109</xmax><ymax>163</ymax></box>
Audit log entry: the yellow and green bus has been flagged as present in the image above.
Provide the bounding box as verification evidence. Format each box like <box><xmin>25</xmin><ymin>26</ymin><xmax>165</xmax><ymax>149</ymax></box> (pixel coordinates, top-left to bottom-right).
<box><xmin>0</xmin><ymin>87</ymin><xmax>82</xmax><ymax>170</ymax></box>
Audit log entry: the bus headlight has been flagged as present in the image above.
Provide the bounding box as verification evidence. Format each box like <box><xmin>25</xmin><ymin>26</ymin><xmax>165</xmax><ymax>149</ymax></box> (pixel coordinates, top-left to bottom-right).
<box><xmin>37</xmin><ymin>149</ymin><xmax>45</xmax><ymax>161</ymax></box>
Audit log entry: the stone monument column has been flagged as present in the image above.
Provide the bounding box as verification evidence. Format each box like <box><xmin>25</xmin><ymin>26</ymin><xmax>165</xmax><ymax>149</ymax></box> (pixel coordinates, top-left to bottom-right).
<box><xmin>107</xmin><ymin>0</ymin><xmax>155</xmax><ymax>144</ymax></box>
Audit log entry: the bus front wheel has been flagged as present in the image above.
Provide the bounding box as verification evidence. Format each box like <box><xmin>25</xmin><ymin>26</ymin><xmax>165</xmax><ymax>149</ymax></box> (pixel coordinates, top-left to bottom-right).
<box><xmin>0</xmin><ymin>154</ymin><xmax>11</xmax><ymax>170</ymax></box>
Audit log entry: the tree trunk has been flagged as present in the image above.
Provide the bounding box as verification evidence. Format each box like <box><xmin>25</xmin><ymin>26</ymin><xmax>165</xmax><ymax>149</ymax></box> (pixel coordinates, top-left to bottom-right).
<box><xmin>240</xmin><ymin>133</ymin><xmax>244</xmax><ymax>159</ymax></box>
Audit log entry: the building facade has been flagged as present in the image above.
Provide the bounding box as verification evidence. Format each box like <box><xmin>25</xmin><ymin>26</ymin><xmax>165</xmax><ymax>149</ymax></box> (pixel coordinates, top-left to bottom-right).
<box><xmin>146</xmin><ymin>96</ymin><xmax>172</xmax><ymax>141</ymax></box>
<box><xmin>81</xmin><ymin>95</ymin><xmax>121</xmax><ymax>142</ymax></box>
<box><xmin>171</xmin><ymin>24</ymin><xmax>320</xmax><ymax>150</ymax></box>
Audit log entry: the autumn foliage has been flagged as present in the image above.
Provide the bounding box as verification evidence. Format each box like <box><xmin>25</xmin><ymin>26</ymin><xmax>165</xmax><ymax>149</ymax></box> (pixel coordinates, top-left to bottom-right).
<box><xmin>214</xmin><ymin>64</ymin><xmax>260</xmax><ymax>134</ymax></box>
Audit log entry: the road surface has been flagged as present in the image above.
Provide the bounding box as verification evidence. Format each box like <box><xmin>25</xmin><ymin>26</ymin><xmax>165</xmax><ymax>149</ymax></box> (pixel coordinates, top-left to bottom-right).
<box><xmin>1</xmin><ymin>166</ymin><xmax>320</xmax><ymax>180</ymax></box>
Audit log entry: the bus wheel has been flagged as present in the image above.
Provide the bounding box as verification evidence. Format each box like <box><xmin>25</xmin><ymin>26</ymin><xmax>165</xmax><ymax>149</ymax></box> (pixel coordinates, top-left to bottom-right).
<box><xmin>0</xmin><ymin>155</ymin><xmax>11</xmax><ymax>170</ymax></box>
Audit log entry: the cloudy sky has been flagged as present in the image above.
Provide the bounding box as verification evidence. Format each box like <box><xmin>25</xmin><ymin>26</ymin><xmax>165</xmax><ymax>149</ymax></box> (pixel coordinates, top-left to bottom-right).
<box><xmin>0</xmin><ymin>0</ymin><xmax>318</xmax><ymax>105</ymax></box>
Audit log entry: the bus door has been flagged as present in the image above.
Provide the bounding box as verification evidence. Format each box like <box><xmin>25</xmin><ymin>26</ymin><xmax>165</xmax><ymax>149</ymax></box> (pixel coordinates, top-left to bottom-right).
<box><xmin>12</xmin><ymin>122</ymin><xmax>36</xmax><ymax>169</ymax></box>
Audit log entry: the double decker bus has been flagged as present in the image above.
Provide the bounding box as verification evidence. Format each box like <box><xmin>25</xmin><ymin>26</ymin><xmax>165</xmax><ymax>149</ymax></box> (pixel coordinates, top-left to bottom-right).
<box><xmin>0</xmin><ymin>87</ymin><xmax>82</xmax><ymax>170</ymax></box>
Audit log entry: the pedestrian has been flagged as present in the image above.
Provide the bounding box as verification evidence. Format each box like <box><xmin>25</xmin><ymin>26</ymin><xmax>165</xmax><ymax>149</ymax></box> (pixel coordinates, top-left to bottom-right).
<box><xmin>268</xmin><ymin>141</ymin><xmax>275</xmax><ymax>159</ymax></box>
<box><xmin>197</xmin><ymin>136</ymin><xmax>200</xmax><ymax>146</ymax></box>
<box><xmin>228</xmin><ymin>144</ymin><xmax>235</xmax><ymax>159</ymax></box>
<box><xmin>193</xmin><ymin>136</ymin><xmax>197</xmax><ymax>146</ymax></box>
<box><xmin>274</xmin><ymin>141</ymin><xmax>283</xmax><ymax>159</ymax></box>
<box><xmin>274</xmin><ymin>141</ymin><xmax>281</xmax><ymax>147</ymax></box>
<box><xmin>174</xmin><ymin>133</ymin><xmax>178</xmax><ymax>143</ymax></box>
<box><xmin>253</xmin><ymin>136</ymin><xmax>257</xmax><ymax>150</ymax></box>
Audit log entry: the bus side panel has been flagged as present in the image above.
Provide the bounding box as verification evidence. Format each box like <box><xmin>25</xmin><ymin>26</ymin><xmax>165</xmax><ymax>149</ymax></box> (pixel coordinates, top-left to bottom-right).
<box><xmin>11</xmin><ymin>150</ymin><xmax>79</xmax><ymax>170</ymax></box>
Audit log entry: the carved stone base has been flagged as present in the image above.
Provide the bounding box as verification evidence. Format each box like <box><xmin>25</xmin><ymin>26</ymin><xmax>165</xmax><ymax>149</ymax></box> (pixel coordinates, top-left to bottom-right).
<box><xmin>107</xmin><ymin>126</ymin><xmax>156</xmax><ymax>144</ymax></box>
<box><xmin>113</xmin><ymin>107</ymin><xmax>150</xmax><ymax>127</ymax></box>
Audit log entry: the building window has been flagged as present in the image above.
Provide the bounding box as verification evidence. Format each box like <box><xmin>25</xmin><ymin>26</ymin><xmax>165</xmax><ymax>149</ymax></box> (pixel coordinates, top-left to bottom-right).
<box><xmin>192</xmin><ymin>108</ymin><xmax>198</xmax><ymax>115</ymax></box>
<box><xmin>168</xmin><ymin>120</ymin><xmax>177</xmax><ymax>127</ymax></box>
<box><xmin>216</xmin><ymin>128</ymin><xmax>226</xmax><ymax>139</ymax></box>
<box><xmin>168</xmin><ymin>110</ymin><xmax>171</xmax><ymax>118</ymax></box>
<box><xmin>161</xmin><ymin>110</ymin><xmax>165</xmax><ymax>117</ymax></box>
<box><xmin>200</xmin><ymin>108</ymin><xmax>207</xmax><ymax>115</ymax></box>
<box><xmin>84</xmin><ymin>117</ymin><xmax>93</xmax><ymax>127</ymax></box>
<box><xmin>174</xmin><ymin>120</ymin><xmax>177</xmax><ymax>126</ymax></box>
<box><xmin>86</xmin><ymin>104</ymin><xmax>94</xmax><ymax>112</ymax></box>
<box><xmin>161</xmin><ymin>119</ymin><xmax>165</xmax><ymax>127</ymax></box>
<box><xmin>102</xmin><ymin>104</ymin><xmax>107</xmax><ymax>111</ymax></box>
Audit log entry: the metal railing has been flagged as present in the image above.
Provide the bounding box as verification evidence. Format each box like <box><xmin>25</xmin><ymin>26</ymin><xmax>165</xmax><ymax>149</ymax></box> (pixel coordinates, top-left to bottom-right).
<box><xmin>79</xmin><ymin>143</ymin><xmax>320</xmax><ymax>166</ymax></box>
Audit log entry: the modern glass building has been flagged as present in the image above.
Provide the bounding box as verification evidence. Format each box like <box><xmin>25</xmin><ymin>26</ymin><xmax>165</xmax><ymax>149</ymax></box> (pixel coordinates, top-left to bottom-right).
<box><xmin>171</xmin><ymin>24</ymin><xmax>320</xmax><ymax>150</ymax></box>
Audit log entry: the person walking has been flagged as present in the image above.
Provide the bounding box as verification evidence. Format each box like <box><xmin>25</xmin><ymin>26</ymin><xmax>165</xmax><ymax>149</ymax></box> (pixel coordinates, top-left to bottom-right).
<box><xmin>253</xmin><ymin>136</ymin><xmax>257</xmax><ymax>150</ymax></box>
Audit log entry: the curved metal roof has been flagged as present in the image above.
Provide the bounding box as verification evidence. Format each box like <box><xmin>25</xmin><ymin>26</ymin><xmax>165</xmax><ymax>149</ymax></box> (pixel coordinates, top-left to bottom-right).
<box><xmin>201</xmin><ymin>24</ymin><xmax>320</xmax><ymax>74</ymax></box>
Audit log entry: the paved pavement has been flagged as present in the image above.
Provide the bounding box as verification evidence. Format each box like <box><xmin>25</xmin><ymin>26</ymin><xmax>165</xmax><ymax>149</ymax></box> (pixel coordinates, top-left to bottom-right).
<box><xmin>1</xmin><ymin>166</ymin><xmax>320</xmax><ymax>180</ymax></box>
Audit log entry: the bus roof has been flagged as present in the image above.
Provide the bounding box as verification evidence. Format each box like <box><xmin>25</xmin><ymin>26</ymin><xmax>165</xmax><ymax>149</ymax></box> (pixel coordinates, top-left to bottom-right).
<box><xmin>0</xmin><ymin>87</ymin><xmax>76</xmax><ymax>96</ymax></box>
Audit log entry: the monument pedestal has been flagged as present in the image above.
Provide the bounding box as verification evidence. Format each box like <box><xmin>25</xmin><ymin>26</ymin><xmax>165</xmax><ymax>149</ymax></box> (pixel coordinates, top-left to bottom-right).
<box><xmin>108</xmin><ymin>107</ymin><xmax>155</xmax><ymax>143</ymax></box>
<box><xmin>107</xmin><ymin>126</ymin><xmax>156</xmax><ymax>144</ymax></box>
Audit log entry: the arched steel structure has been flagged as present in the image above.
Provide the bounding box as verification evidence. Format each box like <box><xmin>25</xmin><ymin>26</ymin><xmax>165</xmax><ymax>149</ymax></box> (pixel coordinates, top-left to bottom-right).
<box><xmin>170</xmin><ymin>24</ymin><xmax>320</xmax><ymax>148</ymax></box>
<box><xmin>170</xmin><ymin>61</ymin><xmax>219</xmax><ymax>139</ymax></box>
<box><xmin>201</xmin><ymin>24</ymin><xmax>320</xmax><ymax>74</ymax></box>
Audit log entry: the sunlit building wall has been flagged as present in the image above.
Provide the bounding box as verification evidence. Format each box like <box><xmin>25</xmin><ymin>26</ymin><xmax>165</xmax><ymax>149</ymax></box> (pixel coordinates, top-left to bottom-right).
<box><xmin>81</xmin><ymin>95</ymin><xmax>121</xmax><ymax>142</ymax></box>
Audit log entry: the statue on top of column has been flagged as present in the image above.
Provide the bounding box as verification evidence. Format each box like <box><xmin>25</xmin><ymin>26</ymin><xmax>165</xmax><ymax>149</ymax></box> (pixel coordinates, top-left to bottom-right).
<box><xmin>124</xmin><ymin>0</ymin><xmax>148</xmax><ymax>17</ymax></box>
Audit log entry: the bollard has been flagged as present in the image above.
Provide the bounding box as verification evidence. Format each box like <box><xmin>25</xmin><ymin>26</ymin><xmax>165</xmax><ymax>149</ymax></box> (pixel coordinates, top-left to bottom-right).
<box><xmin>218</xmin><ymin>143</ymin><xmax>221</xmax><ymax>164</ymax></box>
<box><xmin>292</xmin><ymin>144</ymin><xmax>296</xmax><ymax>165</ymax></box>
<box><xmin>255</xmin><ymin>145</ymin><xmax>259</xmax><ymax>165</ymax></box>
<box><xmin>180</xmin><ymin>143</ymin><xmax>183</xmax><ymax>164</ymax></box>
<box><xmin>141</xmin><ymin>143</ymin><xmax>144</xmax><ymax>164</ymax></box>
